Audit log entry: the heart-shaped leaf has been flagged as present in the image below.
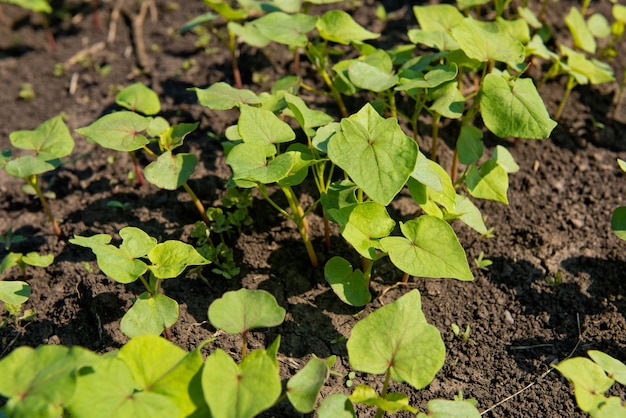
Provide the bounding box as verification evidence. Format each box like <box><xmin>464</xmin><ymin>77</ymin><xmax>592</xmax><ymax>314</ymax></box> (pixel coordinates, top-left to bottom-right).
<box><xmin>5</xmin><ymin>155</ymin><xmax>58</xmax><ymax>178</ymax></box>
<box><xmin>328</xmin><ymin>104</ymin><xmax>417</xmax><ymax>205</ymax></box>
<box><xmin>380</xmin><ymin>217</ymin><xmax>473</xmax><ymax>281</ymax></box>
<box><xmin>341</xmin><ymin>202</ymin><xmax>395</xmax><ymax>259</ymax></box>
<box><xmin>250</xmin><ymin>12</ymin><xmax>317</xmax><ymax>47</ymax></box>
<box><xmin>208</xmin><ymin>288</ymin><xmax>286</xmax><ymax>335</ymax></box>
<box><xmin>349</xmin><ymin>385</ymin><xmax>417</xmax><ymax>413</ymax></box>
<box><xmin>238</xmin><ymin>105</ymin><xmax>295</xmax><ymax>145</ymax></box>
<box><xmin>120</xmin><ymin>293</ymin><xmax>179</xmax><ymax>338</ymax></box>
<box><xmin>317</xmin><ymin>10</ymin><xmax>379</xmax><ymax>44</ymax></box>
<box><xmin>324</xmin><ymin>256</ymin><xmax>371</xmax><ymax>307</ymax></box>
<box><xmin>287</xmin><ymin>356</ymin><xmax>334</xmax><ymax>413</ymax></box>
<box><xmin>193</xmin><ymin>82</ymin><xmax>261</xmax><ymax>110</ymax></box>
<box><xmin>76</xmin><ymin>111</ymin><xmax>150</xmax><ymax>152</ymax></box>
<box><xmin>9</xmin><ymin>115</ymin><xmax>74</xmax><ymax>161</ymax></box>
<box><xmin>554</xmin><ymin>357</ymin><xmax>614</xmax><ymax>412</ymax></box>
<box><xmin>318</xmin><ymin>394</ymin><xmax>356</xmax><ymax>418</ymax></box>
<box><xmin>466</xmin><ymin>160</ymin><xmax>509</xmax><ymax>204</ymax></box>
<box><xmin>202</xmin><ymin>348</ymin><xmax>281</xmax><ymax>418</ymax></box>
<box><xmin>147</xmin><ymin>240</ymin><xmax>209</xmax><ymax>279</ymax></box>
<box><xmin>346</xmin><ymin>290</ymin><xmax>445</xmax><ymax>389</ymax></box>
<box><xmin>144</xmin><ymin>151</ymin><xmax>198</xmax><ymax>190</ymax></box>
<box><xmin>227</xmin><ymin>143</ymin><xmax>293</xmax><ymax>184</ymax></box>
<box><xmin>451</xmin><ymin>17</ymin><xmax>525</xmax><ymax>64</ymax></box>
<box><xmin>480</xmin><ymin>73</ymin><xmax>557</xmax><ymax>139</ymax></box>
<box><xmin>0</xmin><ymin>281</ymin><xmax>30</xmax><ymax>305</ymax></box>
<box><xmin>116</xmin><ymin>83</ymin><xmax>161</xmax><ymax>115</ymax></box>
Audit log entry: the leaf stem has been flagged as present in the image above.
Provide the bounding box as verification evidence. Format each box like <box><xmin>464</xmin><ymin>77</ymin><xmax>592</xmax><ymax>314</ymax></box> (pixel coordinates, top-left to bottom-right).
<box><xmin>228</xmin><ymin>28</ymin><xmax>243</xmax><ymax>89</ymax></box>
<box><xmin>554</xmin><ymin>75</ymin><xmax>577</xmax><ymax>122</ymax></box>
<box><xmin>182</xmin><ymin>181</ymin><xmax>211</xmax><ymax>226</ymax></box>
<box><xmin>374</xmin><ymin>369</ymin><xmax>392</xmax><ymax>418</ymax></box>
<box><xmin>130</xmin><ymin>151</ymin><xmax>145</xmax><ymax>186</ymax></box>
<box><xmin>28</xmin><ymin>175</ymin><xmax>62</xmax><ymax>237</ymax></box>
<box><xmin>281</xmin><ymin>185</ymin><xmax>318</xmax><ymax>268</ymax></box>
<box><xmin>430</xmin><ymin>113</ymin><xmax>441</xmax><ymax>160</ymax></box>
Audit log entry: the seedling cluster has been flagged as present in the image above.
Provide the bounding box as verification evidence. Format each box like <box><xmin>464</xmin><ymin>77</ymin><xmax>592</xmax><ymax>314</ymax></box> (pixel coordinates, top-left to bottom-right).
<box><xmin>1</xmin><ymin>0</ymin><xmax>625</xmax><ymax>416</ymax></box>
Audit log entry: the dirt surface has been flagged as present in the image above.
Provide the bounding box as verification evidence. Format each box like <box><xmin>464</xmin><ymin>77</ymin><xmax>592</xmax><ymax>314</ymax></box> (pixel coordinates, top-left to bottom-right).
<box><xmin>1</xmin><ymin>0</ymin><xmax>626</xmax><ymax>416</ymax></box>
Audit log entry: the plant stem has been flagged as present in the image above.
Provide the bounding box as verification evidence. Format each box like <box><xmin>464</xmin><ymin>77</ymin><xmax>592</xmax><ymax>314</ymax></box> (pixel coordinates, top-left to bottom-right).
<box><xmin>281</xmin><ymin>185</ymin><xmax>318</xmax><ymax>268</ymax></box>
<box><xmin>323</xmin><ymin>208</ymin><xmax>331</xmax><ymax>252</ymax></box>
<box><xmin>374</xmin><ymin>369</ymin><xmax>392</xmax><ymax>418</ymax></box>
<box><xmin>554</xmin><ymin>75</ymin><xmax>577</xmax><ymax>122</ymax></box>
<box><xmin>228</xmin><ymin>29</ymin><xmax>242</xmax><ymax>89</ymax></box>
<box><xmin>451</xmin><ymin>146</ymin><xmax>459</xmax><ymax>184</ymax></box>
<box><xmin>28</xmin><ymin>175</ymin><xmax>62</xmax><ymax>237</ymax></box>
<box><xmin>182</xmin><ymin>182</ymin><xmax>211</xmax><ymax>226</ymax></box>
<box><xmin>129</xmin><ymin>151</ymin><xmax>145</xmax><ymax>186</ymax></box>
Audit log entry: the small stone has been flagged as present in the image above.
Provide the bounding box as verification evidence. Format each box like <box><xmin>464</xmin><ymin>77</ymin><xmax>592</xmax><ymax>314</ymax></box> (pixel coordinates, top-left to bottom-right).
<box><xmin>504</xmin><ymin>310</ymin><xmax>514</xmax><ymax>325</ymax></box>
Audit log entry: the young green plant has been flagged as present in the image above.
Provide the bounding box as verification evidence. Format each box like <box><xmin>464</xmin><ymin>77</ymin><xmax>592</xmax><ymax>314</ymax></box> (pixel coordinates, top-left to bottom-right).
<box><xmin>1</xmin><ymin>115</ymin><xmax>74</xmax><ymax>237</ymax></box>
<box><xmin>70</xmin><ymin>226</ymin><xmax>209</xmax><ymax>338</ymax></box>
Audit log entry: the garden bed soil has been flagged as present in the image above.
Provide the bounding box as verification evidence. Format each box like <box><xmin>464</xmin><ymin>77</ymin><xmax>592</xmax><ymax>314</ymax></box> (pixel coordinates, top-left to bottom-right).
<box><xmin>1</xmin><ymin>1</ymin><xmax>626</xmax><ymax>416</ymax></box>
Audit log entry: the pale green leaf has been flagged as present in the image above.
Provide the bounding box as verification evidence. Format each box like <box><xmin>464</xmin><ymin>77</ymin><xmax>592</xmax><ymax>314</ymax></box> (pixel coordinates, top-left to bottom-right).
<box><xmin>349</xmin><ymin>385</ymin><xmax>417</xmax><ymax>413</ymax></box>
<box><xmin>193</xmin><ymin>83</ymin><xmax>261</xmax><ymax>110</ymax></box>
<box><xmin>481</xmin><ymin>73</ymin><xmax>557</xmax><ymax>139</ymax></box>
<box><xmin>341</xmin><ymin>202</ymin><xmax>395</xmax><ymax>259</ymax></box>
<box><xmin>208</xmin><ymin>288</ymin><xmax>286</xmax><ymax>335</ymax></box>
<box><xmin>0</xmin><ymin>281</ymin><xmax>30</xmax><ymax>305</ymax></box>
<box><xmin>120</xmin><ymin>293</ymin><xmax>179</xmax><ymax>338</ymax></box>
<box><xmin>588</xmin><ymin>350</ymin><xmax>626</xmax><ymax>385</ymax></box>
<box><xmin>493</xmin><ymin>145</ymin><xmax>519</xmax><ymax>173</ymax></box>
<box><xmin>324</xmin><ymin>256</ymin><xmax>371</xmax><ymax>307</ymax></box>
<box><xmin>202</xmin><ymin>349</ymin><xmax>281</xmax><ymax>418</ymax></box>
<box><xmin>226</xmin><ymin>143</ymin><xmax>292</xmax><ymax>184</ymax></box>
<box><xmin>328</xmin><ymin>104</ymin><xmax>417</xmax><ymax>205</ymax></box>
<box><xmin>5</xmin><ymin>155</ymin><xmax>57</xmax><ymax>178</ymax></box>
<box><xmin>144</xmin><ymin>152</ymin><xmax>197</xmax><ymax>190</ymax></box>
<box><xmin>9</xmin><ymin>115</ymin><xmax>74</xmax><ymax>161</ymax></box>
<box><xmin>116</xmin><ymin>83</ymin><xmax>161</xmax><ymax>115</ymax></box>
<box><xmin>466</xmin><ymin>160</ymin><xmax>509</xmax><ymax>204</ymax></box>
<box><xmin>565</xmin><ymin>7</ymin><xmax>596</xmax><ymax>54</ymax></box>
<box><xmin>75</xmin><ymin>111</ymin><xmax>150</xmax><ymax>152</ymax></box>
<box><xmin>317</xmin><ymin>10</ymin><xmax>379</xmax><ymax>44</ymax></box>
<box><xmin>380</xmin><ymin>217</ymin><xmax>473</xmax><ymax>281</ymax></box>
<box><xmin>287</xmin><ymin>356</ymin><xmax>332</xmax><ymax>413</ymax></box>
<box><xmin>346</xmin><ymin>290</ymin><xmax>445</xmax><ymax>389</ymax></box>
<box><xmin>250</xmin><ymin>12</ymin><xmax>316</xmax><ymax>47</ymax></box>
<box><xmin>555</xmin><ymin>357</ymin><xmax>614</xmax><ymax>412</ymax></box>
<box><xmin>451</xmin><ymin>17</ymin><xmax>525</xmax><ymax>63</ymax></box>
<box><xmin>318</xmin><ymin>394</ymin><xmax>355</xmax><ymax>418</ymax></box>
<box><xmin>422</xmin><ymin>398</ymin><xmax>482</xmax><ymax>417</ymax></box>
<box><xmin>147</xmin><ymin>240</ymin><xmax>209</xmax><ymax>279</ymax></box>
<box><xmin>238</xmin><ymin>105</ymin><xmax>295</xmax><ymax>145</ymax></box>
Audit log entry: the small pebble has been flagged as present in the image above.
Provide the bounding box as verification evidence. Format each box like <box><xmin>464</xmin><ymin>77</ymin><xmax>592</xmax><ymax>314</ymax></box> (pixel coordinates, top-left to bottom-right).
<box><xmin>504</xmin><ymin>310</ymin><xmax>514</xmax><ymax>325</ymax></box>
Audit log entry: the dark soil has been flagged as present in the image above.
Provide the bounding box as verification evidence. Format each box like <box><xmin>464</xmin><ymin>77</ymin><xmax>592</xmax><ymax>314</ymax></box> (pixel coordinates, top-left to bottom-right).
<box><xmin>1</xmin><ymin>1</ymin><xmax>625</xmax><ymax>416</ymax></box>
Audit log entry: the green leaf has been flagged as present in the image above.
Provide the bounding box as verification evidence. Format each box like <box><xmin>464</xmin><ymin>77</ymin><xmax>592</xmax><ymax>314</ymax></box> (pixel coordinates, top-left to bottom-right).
<box><xmin>587</xmin><ymin>13</ymin><xmax>611</xmax><ymax>39</ymax></box>
<box><xmin>380</xmin><ymin>217</ymin><xmax>473</xmax><ymax>281</ymax></box>
<box><xmin>238</xmin><ymin>105</ymin><xmax>295</xmax><ymax>145</ymax></box>
<box><xmin>428</xmin><ymin>81</ymin><xmax>465</xmax><ymax>119</ymax></box>
<box><xmin>193</xmin><ymin>83</ymin><xmax>261</xmax><ymax>110</ymax></box>
<box><xmin>250</xmin><ymin>12</ymin><xmax>316</xmax><ymax>47</ymax></box>
<box><xmin>285</xmin><ymin>93</ymin><xmax>333</xmax><ymax>137</ymax></box>
<box><xmin>226</xmin><ymin>143</ymin><xmax>293</xmax><ymax>184</ymax></box>
<box><xmin>420</xmin><ymin>398</ymin><xmax>482</xmax><ymax>417</ymax></box>
<box><xmin>75</xmin><ymin>111</ymin><xmax>150</xmax><ymax>152</ymax></box>
<box><xmin>208</xmin><ymin>288</ymin><xmax>286</xmax><ymax>335</ymax></box>
<box><xmin>229</xmin><ymin>21</ymin><xmax>271</xmax><ymax>48</ymax></box>
<box><xmin>346</xmin><ymin>290</ymin><xmax>446</xmax><ymax>389</ymax></box>
<box><xmin>70</xmin><ymin>356</ymin><xmax>179</xmax><ymax>418</ymax></box>
<box><xmin>120</xmin><ymin>293</ymin><xmax>179</xmax><ymax>338</ymax></box>
<box><xmin>555</xmin><ymin>357</ymin><xmax>614</xmax><ymax>412</ymax></box>
<box><xmin>318</xmin><ymin>394</ymin><xmax>355</xmax><ymax>418</ymax></box>
<box><xmin>317</xmin><ymin>10</ymin><xmax>379</xmax><ymax>44</ymax></box>
<box><xmin>451</xmin><ymin>17</ymin><xmax>525</xmax><ymax>63</ymax></box>
<box><xmin>454</xmin><ymin>194</ymin><xmax>489</xmax><ymax>235</ymax></box>
<box><xmin>328</xmin><ymin>104</ymin><xmax>417</xmax><ymax>205</ymax></box>
<box><xmin>562</xmin><ymin>46</ymin><xmax>615</xmax><ymax>85</ymax></box>
<box><xmin>180</xmin><ymin>11</ymin><xmax>218</xmax><ymax>33</ymax></box>
<box><xmin>493</xmin><ymin>145</ymin><xmax>519</xmax><ymax>173</ymax></box>
<box><xmin>144</xmin><ymin>151</ymin><xmax>197</xmax><ymax>190</ymax></box>
<box><xmin>413</xmin><ymin>4</ymin><xmax>464</xmax><ymax>33</ymax></box>
<box><xmin>2</xmin><ymin>0</ymin><xmax>52</xmax><ymax>13</ymax></box>
<box><xmin>9</xmin><ymin>115</ymin><xmax>74</xmax><ymax>161</ymax></box>
<box><xmin>118</xmin><ymin>335</ymin><xmax>206</xmax><ymax>417</ymax></box>
<box><xmin>396</xmin><ymin>63</ymin><xmax>458</xmax><ymax>91</ymax></box>
<box><xmin>588</xmin><ymin>350</ymin><xmax>626</xmax><ymax>385</ymax></box>
<box><xmin>0</xmin><ymin>345</ymin><xmax>92</xmax><ymax>417</ymax></box>
<box><xmin>287</xmin><ymin>356</ymin><xmax>332</xmax><ymax>413</ymax></box>
<box><xmin>116</xmin><ymin>83</ymin><xmax>161</xmax><ymax>115</ymax></box>
<box><xmin>565</xmin><ymin>7</ymin><xmax>596</xmax><ymax>54</ymax></box>
<box><xmin>202</xmin><ymin>348</ymin><xmax>281</xmax><ymax>418</ymax></box>
<box><xmin>0</xmin><ymin>281</ymin><xmax>30</xmax><ymax>305</ymax></box>
<box><xmin>457</xmin><ymin>125</ymin><xmax>483</xmax><ymax>165</ymax></box>
<box><xmin>349</xmin><ymin>385</ymin><xmax>417</xmax><ymax>413</ymax></box>
<box><xmin>466</xmin><ymin>160</ymin><xmax>509</xmax><ymax>204</ymax></box>
<box><xmin>341</xmin><ymin>202</ymin><xmax>395</xmax><ymax>259</ymax></box>
<box><xmin>481</xmin><ymin>73</ymin><xmax>557</xmax><ymax>139</ymax></box>
<box><xmin>348</xmin><ymin>61</ymin><xmax>398</xmax><ymax>92</ymax></box>
<box><xmin>324</xmin><ymin>256</ymin><xmax>371</xmax><ymax>307</ymax></box>
<box><xmin>411</xmin><ymin>151</ymin><xmax>444</xmax><ymax>193</ymax></box>
<box><xmin>147</xmin><ymin>240</ymin><xmax>209</xmax><ymax>278</ymax></box>
<box><xmin>20</xmin><ymin>252</ymin><xmax>53</xmax><ymax>267</ymax></box>
<box><xmin>5</xmin><ymin>155</ymin><xmax>57</xmax><ymax>178</ymax></box>
<box><xmin>158</xmin><ymin>122</ymin><xmax>199</xmax><ymax>151</ymax></box>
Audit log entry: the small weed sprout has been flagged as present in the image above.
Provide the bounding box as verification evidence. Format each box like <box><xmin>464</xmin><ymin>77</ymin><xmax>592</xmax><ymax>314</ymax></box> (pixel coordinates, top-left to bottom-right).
<box><xmin>544</xmin><ymin>270</ymin><xmax>563</xmax><ymax>292</ymax></box>
<box><xmin>451</xmin><ymin>323</ymin><xmax>477</xmax><ymax>345</ymax></box>
<box><xmin>474</xmin><ymin>251</ymin><xmax>492</xmax><ymax>270</ymax></box>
